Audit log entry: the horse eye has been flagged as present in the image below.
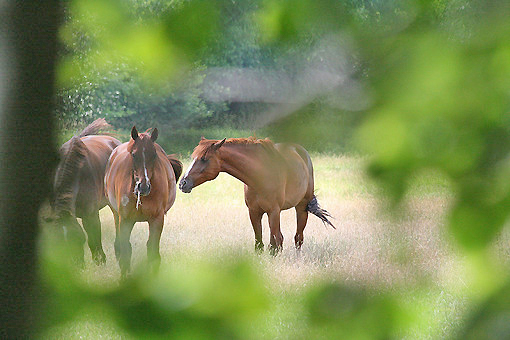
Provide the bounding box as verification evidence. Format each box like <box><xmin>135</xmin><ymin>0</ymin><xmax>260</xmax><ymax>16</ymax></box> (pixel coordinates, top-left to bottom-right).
<box><xmin>200</xmin><ymin>157</ymin><xmax>208</xmax><ymax>163</ymax></box>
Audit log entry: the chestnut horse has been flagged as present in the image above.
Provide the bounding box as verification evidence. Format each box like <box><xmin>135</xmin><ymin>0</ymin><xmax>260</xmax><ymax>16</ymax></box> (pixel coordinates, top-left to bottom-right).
<box><xmin>179</xmin><ymin>137</ymin><xmax>334</xmax><ymax>254</ymax></box>
<box><xmin>104</xmin><ymin>126</ymin><xmax>182</xmax><ymax>276</ymax></box>
<box><xmin>52</xmin><ymin>118</ymin><xmax>121</xmax><ymax>264</ymax></box>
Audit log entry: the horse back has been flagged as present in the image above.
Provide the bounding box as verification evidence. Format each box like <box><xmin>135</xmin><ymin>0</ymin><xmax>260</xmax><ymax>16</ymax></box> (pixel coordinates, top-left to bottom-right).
<box><xmin>76</xmin><ymin>136</ymin><xmax>121</xmax><ymax>215</ymax></box>
<box><xmin>81</xmin><ymin>135</ymin><xmax>122</xmax><ymax>170</ymax></box>
<box><xmin>55</xmin><ymin>135</ymin><xmax>121</xmax><ymax>217</ymax></box>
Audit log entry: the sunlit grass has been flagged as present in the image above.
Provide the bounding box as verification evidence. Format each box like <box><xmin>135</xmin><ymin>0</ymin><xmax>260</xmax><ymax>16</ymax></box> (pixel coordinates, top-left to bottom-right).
<box><xmin>40</xmin><ymin>154</ymin><xmax>473</xmax><ymax>339</ymax></box>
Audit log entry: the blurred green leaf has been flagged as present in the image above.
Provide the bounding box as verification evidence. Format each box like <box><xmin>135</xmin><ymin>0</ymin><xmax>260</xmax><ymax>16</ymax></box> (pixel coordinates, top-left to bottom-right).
<box><xmin>458</xmin><ymin>281</ymin><xmax>510</xmax><ymax>340</ymax></box>
<box><xmin>304</xmin><ymin>283</ymin><xmax>402</xmax><ymax>339</ymax></box>
<box><xmin>162</xmin><ymin>0</ymin><xmax>220</xmax><ymax>59</ymax></box>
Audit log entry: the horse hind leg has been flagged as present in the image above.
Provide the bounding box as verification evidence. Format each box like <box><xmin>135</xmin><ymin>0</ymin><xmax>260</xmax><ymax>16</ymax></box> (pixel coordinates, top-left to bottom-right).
<box><xmin>82</xmin><ymin>211</ymin><xmax>106</xmax><ymax>265</ymax></box>
<box><xmin>59</xmin><ymin>212</ymin><xmax>86</xmax><ymax>267</ymax></box>
<box><xmin>295</xmin><ymin>204</ymin><xmax>309</xmax><ymax>250</ymax></box>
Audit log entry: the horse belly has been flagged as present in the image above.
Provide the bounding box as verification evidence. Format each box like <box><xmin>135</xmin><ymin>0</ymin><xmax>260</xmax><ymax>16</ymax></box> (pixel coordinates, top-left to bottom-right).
<box><xmin>165</xmin><ymin>185</ymin><xmax>176</xmax><ymax>212</ymax></box>
<box><xmin>282</xmin><ymin>186</ymin><xmax>307</xmax><ymax>210</ymax></box>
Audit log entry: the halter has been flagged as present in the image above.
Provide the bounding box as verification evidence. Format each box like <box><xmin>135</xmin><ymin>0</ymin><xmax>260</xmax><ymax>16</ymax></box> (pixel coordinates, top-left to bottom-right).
<box><xmin>132</xmin><ymin>160</ymin><xmax>143</xmax><ymax>210</ymax></box>
<box><xmin>133</xmin><ymin>166</ymin><xmax>143</xmax><ymax>210</ymax></box>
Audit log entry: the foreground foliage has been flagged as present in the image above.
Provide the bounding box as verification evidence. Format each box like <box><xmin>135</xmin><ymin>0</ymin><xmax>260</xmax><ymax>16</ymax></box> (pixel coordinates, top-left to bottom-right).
<box><xmin>42</xmin><ymin>0</ymin><xmax>510</xmax><ymax>338</ymax></box>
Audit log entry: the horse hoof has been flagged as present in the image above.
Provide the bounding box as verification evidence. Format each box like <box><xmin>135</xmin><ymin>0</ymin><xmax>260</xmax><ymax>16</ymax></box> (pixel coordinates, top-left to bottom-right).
<box><xmin>269</xmin><ymin>246</ymin><xmax>281</xmax><ymax>256</ymax></box>
<box><xmin>254</xmin><ymin>241</ymin><xmax>264</xmax><ymax>254</ymax></box>
<box><xmin>92</xmin><ymin>252</ymin><xmax>107</xmax><ymax>266</ymax></box>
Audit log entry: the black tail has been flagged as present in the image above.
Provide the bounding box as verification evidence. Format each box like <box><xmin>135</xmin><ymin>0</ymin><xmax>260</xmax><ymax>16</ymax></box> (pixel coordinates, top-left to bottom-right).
<box><xmin>307</xmin><ymin>195</ymin><xmax>335</xmax><ymax>229</ymax></box>
<box><xmin>167</xmin><ymin>154</ymin><xmax>183</xmax><ymax>183</ymax></box>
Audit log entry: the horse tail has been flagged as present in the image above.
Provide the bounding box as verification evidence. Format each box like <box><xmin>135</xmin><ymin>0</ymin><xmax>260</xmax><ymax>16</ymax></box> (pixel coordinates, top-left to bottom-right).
<box><xmin>291</xmin><ymin>145</ymin><xmax>334</xmax><ymax>228</ymax></box>
<box><xmin>53</xmin><ymin>136</ymin><xmax>88</xmax><ymax>215</ymax></box>
<box><xmin>167</xmin><ymin>154</ymin><xmax>183</xmax><ymax>183</ymax></box>
<box><xmin>79</xmin><ymin>118</ymin><xmax>112</xmax><ymax>137</ymax></box>
<box><xmin>307</xmin><ymin>195</ymin><xmax>335</xmax><ymax>229</ymax></box>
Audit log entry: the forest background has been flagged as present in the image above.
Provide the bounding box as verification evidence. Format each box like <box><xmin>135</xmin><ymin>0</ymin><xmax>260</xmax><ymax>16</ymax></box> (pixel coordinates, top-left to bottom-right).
<box><xmin>56</xmin><ymin>0</ymin><xmax>398</xmax><ymax>154</ymax></box>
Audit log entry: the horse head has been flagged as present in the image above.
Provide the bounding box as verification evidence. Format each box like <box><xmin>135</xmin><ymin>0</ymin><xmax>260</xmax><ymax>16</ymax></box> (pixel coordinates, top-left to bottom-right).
<box><xmin>129</xmin><ymin>126</ymin><xmax>158</xmax><ymax>198</ymax></box>
<box><xmin>179</xmin><ymin>137</ymin><xmax>226</xmax><ymax>193</ymax></box>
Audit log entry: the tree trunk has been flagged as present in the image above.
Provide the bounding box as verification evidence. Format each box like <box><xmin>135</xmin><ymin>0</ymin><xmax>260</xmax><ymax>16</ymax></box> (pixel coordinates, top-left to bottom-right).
<box><xmin>0</xmin><ymin>2</ymin><xmax>60</xmax><ymax>337</ymax></box>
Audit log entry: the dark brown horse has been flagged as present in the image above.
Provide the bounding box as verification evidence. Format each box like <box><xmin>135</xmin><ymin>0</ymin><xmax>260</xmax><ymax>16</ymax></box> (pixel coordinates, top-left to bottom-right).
<box><xmin>179</xmin><ymin>137</ymin><xmax>334</xmax><ymax>254</ymax></box>
<box><xmin>52</xmin><ymin>118</ymin><xmax>121</xmax><ymax>264</ymax></box>
<box><xmin>105</xmin><ymin>126</ymin><xmax>182</xmax><ymax>276</ymax></box>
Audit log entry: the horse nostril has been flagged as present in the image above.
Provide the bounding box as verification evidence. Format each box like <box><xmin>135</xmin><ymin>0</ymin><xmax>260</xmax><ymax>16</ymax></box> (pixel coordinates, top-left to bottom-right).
<box><xmin>179</xmin><ymin>178</ymin><xmax>193</xmax><ymax>193</ymax></box>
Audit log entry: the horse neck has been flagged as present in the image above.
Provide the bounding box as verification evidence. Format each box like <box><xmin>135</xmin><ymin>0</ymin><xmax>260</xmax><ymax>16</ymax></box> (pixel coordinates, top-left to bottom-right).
<box><xmin>218</xmin><ymin>144</ymin><xmax>271</xmax><ymax>188</ymax></box>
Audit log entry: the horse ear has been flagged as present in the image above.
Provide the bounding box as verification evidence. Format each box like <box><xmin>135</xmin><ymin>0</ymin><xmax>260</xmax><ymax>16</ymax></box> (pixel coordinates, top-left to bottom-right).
<box><xmin>200</xmin><ymin>136</ymin><xmax>206</xmax><ymax>141</ymax></box>
<box><xmin>151</xmin><ymin>128</ymin><xmax>158</xmax><ymax>142</ymax></box>
<box><xmin>131</xmin><ymin>126</ymin><xmax>139</xmax><ymax>140</ymax></box>
<box><xmin>214</xmin><ymin>138</ymin><xmax>226</xmax><ymax>150</ymax></box>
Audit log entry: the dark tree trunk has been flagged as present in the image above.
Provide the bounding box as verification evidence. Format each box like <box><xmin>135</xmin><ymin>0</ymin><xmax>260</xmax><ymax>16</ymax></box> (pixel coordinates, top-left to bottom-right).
<box><xmin>0</xmin><ymin>2</ymin><xmax>60</xmax><ymax>338</ymax></box>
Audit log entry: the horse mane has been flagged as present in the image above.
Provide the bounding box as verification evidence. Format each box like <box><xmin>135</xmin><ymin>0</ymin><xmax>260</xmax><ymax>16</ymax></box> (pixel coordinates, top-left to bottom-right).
<box><xmin>79</xmin><ymin>118</ymin><xmax>113</xmax><ymax>137</ymax></box>
<box><xmin>192</xmin><ymin>137</ymin><xmax>277</xmax><ymax>159</ymax></box>
<box><xmin>53</xmin><ymin>136</ymin><xmax>88</xmax><ymax>215</ymax></box>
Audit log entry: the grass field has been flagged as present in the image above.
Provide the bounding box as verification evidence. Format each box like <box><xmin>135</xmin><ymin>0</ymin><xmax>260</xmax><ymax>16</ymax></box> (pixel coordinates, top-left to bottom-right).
<box><xmin>40</xmin><ymin>154</ymin><xmax>508</xmax><ymax>339</ymax></box>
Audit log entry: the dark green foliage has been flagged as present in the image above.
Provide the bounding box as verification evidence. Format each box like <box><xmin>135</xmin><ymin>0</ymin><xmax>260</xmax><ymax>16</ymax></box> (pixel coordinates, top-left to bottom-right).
<box><xmin>262</xmin><ymin>102</ymin><xmax>362</xmax><ymax>154</ymax></box>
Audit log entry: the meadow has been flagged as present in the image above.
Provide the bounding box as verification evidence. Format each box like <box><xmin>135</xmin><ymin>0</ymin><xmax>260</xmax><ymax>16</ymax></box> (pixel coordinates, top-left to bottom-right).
<box><xmin>40</xmin><ymin>153</ymin><xmax>508</xmax><ymax>339</ymax></box>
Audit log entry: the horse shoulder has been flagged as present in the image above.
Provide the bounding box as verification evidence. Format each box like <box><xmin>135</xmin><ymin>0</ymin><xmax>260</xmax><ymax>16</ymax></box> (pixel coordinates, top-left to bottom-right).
<box><xmin>105</xmin><ymin>143</ymin><xmax>132</xmax><ymax>210</ymax></box>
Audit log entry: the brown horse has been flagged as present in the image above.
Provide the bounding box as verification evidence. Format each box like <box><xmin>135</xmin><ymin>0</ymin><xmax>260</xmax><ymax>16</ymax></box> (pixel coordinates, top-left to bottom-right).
<box><xmin>52</xmin><ymin>118</ymin><xmax>121</xmax><ymax>265</ymax></box>
<box><xmin>104</xmin><ymin>126</ymin><xmax>182</xmax><ymax>276</ymax></box>
<box><xmin>179</xmin><ymin>137</ymin><xmax>334</xmax><ymax>254</ymax></box>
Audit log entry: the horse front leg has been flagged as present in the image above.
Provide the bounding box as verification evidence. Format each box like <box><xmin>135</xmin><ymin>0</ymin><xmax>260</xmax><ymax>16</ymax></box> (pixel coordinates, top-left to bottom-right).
<box><xmin>147</xmin><ymin>215</ymin><xmax>164</xmax><ymax>274</ymax></box>
<box><xmin>112</xmin><ymin>209</ymin><xmax>120</xmax><ymax>260</ymax></box>
<box><xmin>115</xmin><ymin>217</ymin><xmax>134</xmax><ymax>278</ymax></box>
<box><xmin>249</xmin><ymin>208</ymin><xmax>264</xmax><ymax>253</ymax></box>
<box><xmin>82</xmin><ymin>211</ymin><xmax>106</xmax><ymax>265</ymax></box>
<box><xmin>268</xmin><ymin>209</ymin><xmax>283</xmax><ymax>256</ymax></box>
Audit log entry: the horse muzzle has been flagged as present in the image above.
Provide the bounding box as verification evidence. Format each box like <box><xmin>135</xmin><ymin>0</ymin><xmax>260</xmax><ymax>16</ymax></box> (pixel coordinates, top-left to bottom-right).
<box><xmin>179</xmin><ymin>177</ymin><xmax>193</xmax><ymax>193</ymax></box>
<box><xmin>134</xmin><ymin>181</ymin><xmax>151</xmax><ymax>196</ymax></box>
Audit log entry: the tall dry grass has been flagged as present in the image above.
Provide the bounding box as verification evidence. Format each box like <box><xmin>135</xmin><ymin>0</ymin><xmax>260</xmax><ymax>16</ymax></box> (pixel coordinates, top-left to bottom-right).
<box><xmin>86</xmin><ymin>156</ymin><xmax>455</xmax><ymax>285</ymax></box>
<box><xmin>45</xmin><ymin>154</ymin><xmax>484</xmax><ymax>339</ymax></box>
